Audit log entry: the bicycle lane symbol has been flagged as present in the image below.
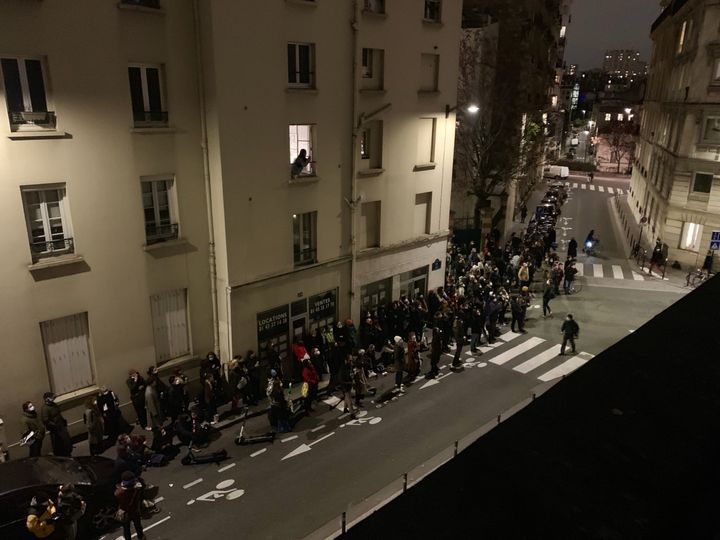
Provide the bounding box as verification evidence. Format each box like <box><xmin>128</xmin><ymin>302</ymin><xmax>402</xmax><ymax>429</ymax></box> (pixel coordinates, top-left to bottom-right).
<box><xmin>339</xmin><ymin>410</ymin><xmax>382</xmax><ymax>428</ymax></box>
<box><xmin>187</xmin><ymin>479</ymin><xmax>245</xmax><ymax>505</ymax></box>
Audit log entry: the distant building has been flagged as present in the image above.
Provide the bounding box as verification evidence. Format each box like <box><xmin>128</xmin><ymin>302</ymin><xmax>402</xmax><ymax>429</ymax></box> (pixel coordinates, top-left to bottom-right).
<box><xmin>568</xmin><ymin>63</ymin><xmax>578</xmax><ymax>77</ymax></box>
<box><xmin>602</xmin><ymin>49</ymin><xmax>648</xmax><ymax>79</ymax></box>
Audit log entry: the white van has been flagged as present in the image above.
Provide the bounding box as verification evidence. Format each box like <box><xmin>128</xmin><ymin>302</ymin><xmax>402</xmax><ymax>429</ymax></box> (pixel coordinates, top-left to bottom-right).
<box><xmin>543</xmin><ymin>165</ymin><xmax>569</xmax><ymax>180</ymax></box>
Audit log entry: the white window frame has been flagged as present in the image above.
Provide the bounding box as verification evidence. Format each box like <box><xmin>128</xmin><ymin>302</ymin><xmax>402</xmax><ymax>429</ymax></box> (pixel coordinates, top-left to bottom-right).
<box><xmin>21</xmin><ymin>184</ymin><xmax>74</xmax><ymax>260</ymax></box>
<box><xmin>293</xmin><ymin>211</ymin><xmax>317</xmax><ymax>266</ymax></box>
<box><xmin>680</xmin><ymin>222</ymin><xmax>703</xmax><ymax>251</ymax></box>
<box><xmin>128</xmin><ymin>63</ymin><xmax>167</xmax><ymax>126</ymax></box>
<box><xmin>1</xmin><ymin>56</ymin><xmax>55</xmax><ymax>131</ymax></box>
<box><xmin>289</xmin><ymin>124</ymin><xmax>317</xmax><ymax>177</ymax></box>
<box><xmin>287</xmin><ymin>42</ymin><xmax>316</xmax><ymax>88</ymax></box>
<box><xmin>141</xmin><ymin>175</ymin><xmax>179</xmax><ymax>244</ymax></box>
<box><xmin>40</xmin><ymin>312</ymin><xmax>95</xmax><ymax>396</ymax></box>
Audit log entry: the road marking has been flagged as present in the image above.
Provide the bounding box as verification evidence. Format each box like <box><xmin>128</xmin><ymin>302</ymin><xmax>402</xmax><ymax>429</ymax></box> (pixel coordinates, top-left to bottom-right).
<box><xmin>217</xmin><ymin>463</ymin><xmax>236</xmax><ymax>473</ymax></box>
<box><xmin>514</xmin><ymin>344</ymin><xmax>562</xmax><ymax>374</ymax></box>
<box><xmin>420</xmin><ymin>371</ymin><xmax>453</xmax><ymax>390</ymax></box>
<box><xmin>598</xmin><ymin>185</ymin><xmax>604</xmax><ymax>192</ymax></box>
<box><xmin>310</xmin><ymin>424</ymin><xmax>326</xmax><ymax>432</ymax></box>
<box><xmin>589</xmin><ymin>184</ymin><xmax>595</xmax><ymax>191</ymax></box>
<box><xmin>323</xmin><ymin>396</ymin><xmax>341</xmax><ymax>407</ymax></box>
<box><xmin>612</xmin><ymin>265</ymin><xmax>624</xmax><ymax>279</ymax></box>
<box><xmin>499</xmin><ymin>331</ymin><xmax>522</xmax><ymax>343</ymax></box>
<box><xmin>281</xmin><ymin>435</ymin><xmax>298</xmax><ymax>443</ymax></box>
<box><xmin>116</xmin><ymin>516</ymin><xmax>171</xmax><ymax>540</ymax></box>
<box><xmin>628</xmin><ymin>329</ymin><xmax>635</xmax><ymax>333</ymax></box>
<box><xmin>439</xmin><ymin>364</ymin><xmax>447</xmax><ymax>369</ymax></box>
<box><xmin>281</xmin><ymin>432</ymin><xmax>336</xmax><ymax>460</ymax></box>
<box><xmin>537</xmin><ymin>354</ymin><xmax>589</xmax><ymax>381</ymax></box>
<box><xmin>575</xmin><ymin>264</ymin><xmax>583</xmax><ymax>276</ymax></box>
<box><xmin>581</xmin><ymin>183</ymin><xmax>587</xmax><ymax>190</ymax></box>
<box><xmin>572</xmin><ymin>182</ymin><xmax>578</xmax><ymax>188</ymax></box>
<box><xmin>183</xmin><ymin>478</ymin><xmax>203</xmax><ymax>490</ymax></box>
<box><xmin>593</xmin><ymin>264</ymin><xmax>604</xmax><ymax>278</ymax></box>
<box><xmin>607</xmin><ymin>186</ymin><xmax>614</xmax><ymax>194</ymax></box>
<box><xmin>565</xmin><ymin>181</ymin><xmax>570</xmax><ymax>187</ymax></box>
<box><xmin>632</xmin><ymin>271</ymin><xmax>644</xmax><ymax>281</ymax></box>
<box><xmin>488</xmin><ymin>337</ymin><xmax>545</xmax><ymax>366</ymax></box>
<box><xmin>154</xmin><ymin>497</ymin><xmax>165</xmax><ymax>504</ymax></box>
<box><xmin>250</xmin><ymin>448</ymin><xmax>267</xmax><ymax>457</ymax></box>
<box><xmin>617</xmin><ymin>188</ymin><xmax>624</xmax><ymax>195</ymax></box>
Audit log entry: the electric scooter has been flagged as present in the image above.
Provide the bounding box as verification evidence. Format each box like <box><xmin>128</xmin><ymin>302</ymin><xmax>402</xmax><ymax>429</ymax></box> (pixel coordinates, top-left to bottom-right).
<box><xmin>180</xmin><ymin>443</ymin><xmax>229</xmax><ymax>466</ymax></box>
<box><xmin>234</xmin><ymin>407</ymin><xmax>276</xmax><ymax>446</ymax></box>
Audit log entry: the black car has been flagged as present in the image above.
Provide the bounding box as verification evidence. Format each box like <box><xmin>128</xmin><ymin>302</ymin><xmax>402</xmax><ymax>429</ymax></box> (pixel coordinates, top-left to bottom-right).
<box><xmin>0</xmin><ymin>456</ymin><xmax>117</xmax><ymax>539</ymax></box>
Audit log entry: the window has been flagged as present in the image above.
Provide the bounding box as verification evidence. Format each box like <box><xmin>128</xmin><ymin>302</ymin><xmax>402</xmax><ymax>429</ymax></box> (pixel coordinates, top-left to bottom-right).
<box><xmin>150</xmin><ymin>289</ymin><xmax>190</xmax><ymax>364</ymax></box>
<box><xmin>21</xmin><ymin>185</ymin><xmax>74</xmax><ymax>261</ymax></box>
<box><xmin>360</xmin><ymin>201</ymin><xmax>381</xmax><ymax>249</ymax></box>
<box><xmin>399</xmin><ymin>267</ymin><xmax>428</xmax><ymax>300</ymax></box>
<box><xmin>121</xmin><ymin>0</ymin><xmax>161</xmax><ymax>7</ymax></box>
<box><xmin>692</xmin><ymin>172</ymin><xmax>713</xmax><ymax>194</ymax></box>
<box><xmin>419</xmin><ymin>53</ymin><xmax>439</xmax><ymax>92</ymax></box>
<box><xmin>287</xmin><ymin>43</ymin><xmax>315</xmax><ymax>88</ymax></box>
<box><xmin>617</xmin><ymin>113</ymin><xmax>624</xmax><ymax>122</ymax></box>
<box><xmin>1</xmin><ymin>57</ymin><xmax>55</xmax><ymax>131</ymax></box>
<box><xmin>605</xmin><ymin>113</ymin><xmax>612</xmax><ymax>121</ymax></box>
<box><xmin>416</xmin><ymin>117</ymin><xmax>437</xmax><ymax>165</ymax></box>
<box><xmin>128</xmin><ymin>64</ymin><xmax>167</xmax><ymax>127</ymax></box>
<box><xmin>141</xmin><ymin>176</ymin><xmax>178</xmax><ymax>245</ymax></box>
<box><xmin>361</xmin><ymin>277</ymin><xmax>392</xmax><ymax>313</ymax></box>
<box><xmin>677</xmin><ymin>19</ymin><xmax>693</xmax><ymax>54</ymax></box>
<box><xmin>424</xmin><ymin>0</ymin><xmax>441</xmax><ymax>22</ymax></box>
<box><xmin>551</xmin><ymin>95</ymin><xmax>558</xmax><ymax>108</ymax></box>
<box><xmin>680</xmin><ymin>222</ymin><xmax>703</xmax><ymax>251</ymax></box>
<box><xmin>361</xmin><ymin>48</ymin><xmax>384</xmax><ymax>90</ymax></box>
<box><xmin>289</xmin><ymin>124</ymin><xmax>316</xmax><ymax>177</ymax></box>
<box><xmin>713</xmin><ymin>59</ymin><xmax>720</xmax><ymax>84</ymax></box>
<box><xmin>363</xmin><ymin>0</ymin><xmax>385</xmax><ymax>14</ymax></box>
<box><xmin>359</xmin><ymin>120</ymin><xmax>383</xmax><ymax>169</ymax></box>
<box><xmin>702</xmin><ymin>117</ymin><xmax>720</xmax><ymax>144</ymax></box>
<box><xmin>413</xmin><ymin>192</ymin><xmax>432</xmax><ymax>235</ymax></box>
<box><xmin>40</xmin><ymin>313</ymin><xmax>94</xmax><ymax>396</ymax></box>
<box><xmin>293</xmin><ymin>211</ymin><xmax>317</xmax><ymax>266</ymax></box>
<box><xmin>560</xmin><ymin>26</ymin><xmax>567</xmax><ymax>39</ymax></box>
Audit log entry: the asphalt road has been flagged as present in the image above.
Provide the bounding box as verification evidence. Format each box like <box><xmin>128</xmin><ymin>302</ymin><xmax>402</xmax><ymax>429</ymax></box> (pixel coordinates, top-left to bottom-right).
<box><xmin>98</xmin><ymin>175</ymin><xmax>686</xmax><ymax>540</ymax></box>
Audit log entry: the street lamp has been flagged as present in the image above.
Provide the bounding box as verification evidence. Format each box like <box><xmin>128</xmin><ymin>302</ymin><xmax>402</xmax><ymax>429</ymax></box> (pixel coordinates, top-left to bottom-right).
<box><xmin>624</xmin><ymin>107</ymin><xmax>632</xmax><ymax>115</ymax></box>
<box><xmin>445</xmin><ymin>103</ymin><xmax>480</xmax><ymax>118</ymax></box>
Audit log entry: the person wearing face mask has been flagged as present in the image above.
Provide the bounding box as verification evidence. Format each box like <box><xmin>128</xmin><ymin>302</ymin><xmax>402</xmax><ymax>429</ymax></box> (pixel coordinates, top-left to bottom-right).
<box><xmin>21</xmin><ymin>401</ymin><xmax>46</xmax><ymax>457</ymax></box>
<box><xmin>126</xmin><ymin>370</ymin><xmax>149</xmax><ymax>430</ymax></box>
<box><xmin>97</xmin><ymin>386</ymin><xmax>129</xmax><ymax>442</ymax></box>
<box><xmin>41</xmin><ymin>392</ymin><xmax>73</xmax><ymax>457</ymax></box>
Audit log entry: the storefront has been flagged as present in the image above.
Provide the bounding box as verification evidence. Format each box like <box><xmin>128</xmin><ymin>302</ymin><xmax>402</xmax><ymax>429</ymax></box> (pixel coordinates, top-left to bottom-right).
<box><xmin>360</xmin><ymin>277</ymin><xmax>392</xmax><ymax>314</ymax></box>
<box><xmin>399</xmin><ymin>266</ymin><xmax>428</xmax><ymax>300</ymax></box>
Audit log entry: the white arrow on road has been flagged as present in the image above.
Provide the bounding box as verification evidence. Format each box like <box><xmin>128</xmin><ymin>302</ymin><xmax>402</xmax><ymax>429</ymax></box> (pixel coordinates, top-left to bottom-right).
<box><xmin>281</xmin><ymin>431</ymin><xmax>335</xmax><ymax>460</ymax></box>
<box><xmin>420</xmin><ymin>371</ymin><xmax>453</xmax><ymax>390</ymax></box>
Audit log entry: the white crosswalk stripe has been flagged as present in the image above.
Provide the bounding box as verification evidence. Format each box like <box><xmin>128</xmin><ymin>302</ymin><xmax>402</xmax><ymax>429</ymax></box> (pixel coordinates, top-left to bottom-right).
<box><xmin>537</xmin><ymin>354</ymin><xmax>589</xmax><ymax>382</ymax></box>
<box><xmin>612</xmin><ymin>265</ymin><xmax>624</xmax><ymax>279</ymax></box>
<box><xmin>632</xmin><ymin>271</ymin><xmax>644</xmax><ymax>281</ymax></box>
<box><xmin>513</xmin><ymin>344</ymin><xmax>562</xmax><ymax>374</ymax></box>
<box><xmin>607</xmin><ymin>186</ymin><xmax>614</xmax><ymax>194</ymax></box>
<box><xmin>572</xmin><ymin>182</ymin><xmax>578</xmax><ymax>188</ymax></box>
<box><xmin>593</xmin><ymin>263</ymin><xmax>604</xmax><ymax>277</ymax></box>
<box><xmin>598</xmin><ymin>185</ymin><xmax>604</xmax><ymax>192</ymax></box>
<box><xmin>589</xmin><ymin>184</ymin><xmax>596</xmax><ymax>191</ymax></box>
<box><xmin>581</xmin><ymin>183</ymin><xmax>587</xmax><ymax>190</ymax></box>
<box><xmin>488</xmin><ymin>337</ymin><xmax>545</xmax><ymax>366</ymax></box>
<box><xmin>575</xmin><ymin>263</ymin><xmax>583</xmax><ymax>276</ymax></box>
<box><xmin>617</xmin><ymin>188</ymin><xmax>624</xmax><ymax>195</ymax></box>
<box><xmin>565</xmin><ymin>182</ymin><xmax>570</xmax><ymax>187</ymax></box>
<box><xmin>499</xmin><ymin>331</ymin><xmax>522</xmax><ymax>343</ymax></box>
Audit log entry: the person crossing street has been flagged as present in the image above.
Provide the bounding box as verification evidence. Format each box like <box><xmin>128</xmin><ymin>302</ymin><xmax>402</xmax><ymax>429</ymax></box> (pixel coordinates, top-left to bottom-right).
<box><xmin>560</xmin><ymin>314</ymin><xmax>580</xmax><ymax>356</ymax></box>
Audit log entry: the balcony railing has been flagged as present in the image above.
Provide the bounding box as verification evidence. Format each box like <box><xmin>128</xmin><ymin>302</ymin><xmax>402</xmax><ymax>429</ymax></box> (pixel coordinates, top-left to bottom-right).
<box><xmin>145</xmin><ymin>223</ymin><xmax>179</xmax><ymax>245</ymax></box>
<box><xmin>133</xmin><ymin>110</ymin><xmax>169</xmax><ymax>127</ymax></box>
<box><xmin>30</xmin><ymin>237</ymin><xmax>74</xmax><ymax>260</ymax></box>
<box><xmin>121</xmin><ymin>0</ymin><xmax>161</xmax><ymax>8</ymax></box>
<box><xmin>294</xmin><ymin>247</ymin><xmax>317</xmax><ymax>267</ymax></box>
<box><xmin>9</xmin><ymin>111</ymin><xmax>57</xmax><ymax>130</ymax></box>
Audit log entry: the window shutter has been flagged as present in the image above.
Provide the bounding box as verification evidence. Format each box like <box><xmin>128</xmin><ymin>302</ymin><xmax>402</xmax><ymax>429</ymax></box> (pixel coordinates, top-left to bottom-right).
<box><xmin>24</xmin><ymin>59</ymin><xmax>47</xmax><ymax>112</ymax></box>
<box><xmin>146</xmin><ymin>68</ymin><xmax>162</xmax><ymax>112</ymax></box>
<box><xmin>287</xmin><ymin>44</ymin><xmax>297</xmax><ymax>84</ymax></box>
<box><xmin>298</xmin><ymin>45</ymin><xmax>310</xmax><ymax>84</ymax></box>
<box><xmin>1</xmin><ymin>58</ymin><xmax>23</xmax><ymax>112</ymax></box>
<box><xmin>41</xmin><ymin>313</ymin><xmax>94</xmax><ymax>396</ymax></box>
<box><xmin>150</xmin><ymin>289</ymin><xmax>190</xmax><ymax>364</ymax></box>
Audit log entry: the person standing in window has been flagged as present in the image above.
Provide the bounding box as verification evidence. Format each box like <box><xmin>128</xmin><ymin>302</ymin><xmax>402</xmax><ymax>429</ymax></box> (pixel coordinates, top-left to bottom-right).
<box><xmin>291</xmin><ymin>149</ymin><xmax>310</xmax><ymax>178</ymax></box>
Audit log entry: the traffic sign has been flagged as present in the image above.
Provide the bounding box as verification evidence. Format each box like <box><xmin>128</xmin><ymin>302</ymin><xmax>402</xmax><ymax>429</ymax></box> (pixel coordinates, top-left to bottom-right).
<box><xmin>711</xmin><ymin>241</ymin><xmax>720</xmax><ymax>251</ymax></box>
<box><xmin>711</xmin><ymin>231</ymin><xmax>720</xmax><ymax>250</ymax></box>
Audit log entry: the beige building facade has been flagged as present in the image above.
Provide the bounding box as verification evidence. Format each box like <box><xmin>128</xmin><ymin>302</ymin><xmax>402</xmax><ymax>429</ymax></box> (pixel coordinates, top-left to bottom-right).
<box><xmin>630</xmin><ymin>0</ymin><xmax>720</xmax><ymax>266</ymax></box>
<box><xmin>0</xmin><ymin>0</ymin><xmax>462</xmax><ymax>449</ymax></box>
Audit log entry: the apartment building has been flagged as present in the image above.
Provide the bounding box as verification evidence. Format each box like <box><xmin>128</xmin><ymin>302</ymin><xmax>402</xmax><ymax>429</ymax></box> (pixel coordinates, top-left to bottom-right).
<box><xmin>602</xmin><ymin>49</ymin><xmax>648</xmax><ymax>79</ymax></box>
<box><xmin>0</xmin><ymin>0</ymin><xmax>462</xmax><ymax>445</ymax></box>
<box><xmin>629</xmin><ymin>0</ymin><xmax>720</xmax><ymax>265</ymax></box>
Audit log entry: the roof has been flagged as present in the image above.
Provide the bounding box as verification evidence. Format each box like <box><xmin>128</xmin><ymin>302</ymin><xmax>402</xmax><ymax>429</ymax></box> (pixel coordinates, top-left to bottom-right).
<box><xmin>343</xmin><ymin>275</ymin><xmax>720</xmax><ymax>539</ymax></box>
<box><xmin>651</xmin><ymin>0</ymin><xmax>689</xmax><ymax>33</ymax></box>
<box><xmin>0</xmin><ymin>457</ymin><xmax>91</xmax><ymax>495</ymax></box>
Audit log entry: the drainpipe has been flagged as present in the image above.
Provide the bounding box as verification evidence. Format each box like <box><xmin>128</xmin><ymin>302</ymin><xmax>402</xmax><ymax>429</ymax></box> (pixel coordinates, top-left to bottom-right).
<box><xmin>349</xmin><ymin>0</ymin><xmax>361</xmax><ymax>321</ymax></box>
<box><xmin>193</xmin><ymin>0</ymin><xmax>220</xmax><ymax>354</ymax></box>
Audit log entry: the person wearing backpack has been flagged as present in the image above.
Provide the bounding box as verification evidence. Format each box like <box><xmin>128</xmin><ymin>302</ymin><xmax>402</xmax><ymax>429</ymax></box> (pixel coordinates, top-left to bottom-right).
<box><xmin>115</xmin><ymin>471</ymin><xmax>146</xmax><ymax>540</ymax></box>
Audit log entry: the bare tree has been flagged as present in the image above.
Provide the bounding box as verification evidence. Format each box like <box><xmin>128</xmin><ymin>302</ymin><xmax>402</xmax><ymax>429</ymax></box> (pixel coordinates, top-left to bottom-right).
<box><xmin>599</xmin><ymin>121</ymin><xmax>636</xmax><ymax>174</ymax></box>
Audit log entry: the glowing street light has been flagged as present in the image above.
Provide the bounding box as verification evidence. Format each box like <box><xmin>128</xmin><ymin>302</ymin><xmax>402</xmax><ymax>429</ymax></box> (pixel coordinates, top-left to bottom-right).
<box><xmin>445</xmin><ymin>103</ymin><xmax>479</xmax><ymax>118</ymax></box>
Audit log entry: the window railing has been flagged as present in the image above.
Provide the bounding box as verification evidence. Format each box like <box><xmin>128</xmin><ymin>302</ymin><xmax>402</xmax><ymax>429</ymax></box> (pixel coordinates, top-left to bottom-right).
<box><xmin>9</xmin><ymin>111</ymin><xmax>57</xmax><ymax>130</ymax></box>
<box><xmin>133</xmin><ymin>110</ymin><xmax>169</xmax><ymax>126</ymax></box>
<box><xmin>30</xmin><ymin>237</ymin><xmax>74</xmax><ymax>260</ymax></box>
<box><xmin>145</xmin><ymin>223</ymin><xmax>179</xmax><ymax>245</ymax></box>
<box><xmin>121</xmin><ymin>0</ymin><xmax>161</xmax><ymax>8</ymax></box>
<box><xmin>294</xmin><ymin>247</ymin><xmax>317</xmax><ymax>267</ymax></box>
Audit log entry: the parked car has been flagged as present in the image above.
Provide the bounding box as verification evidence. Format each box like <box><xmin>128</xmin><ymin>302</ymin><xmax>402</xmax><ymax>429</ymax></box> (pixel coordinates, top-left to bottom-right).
<box><xmin>0</xmin><ymin>456</ymin><xmax>117</xmax><ymax>539</ymax></box>
<box><xmin>543</xmin><ymin>165</ymin><xmax>569</xmax><ymax>180</ymax></box>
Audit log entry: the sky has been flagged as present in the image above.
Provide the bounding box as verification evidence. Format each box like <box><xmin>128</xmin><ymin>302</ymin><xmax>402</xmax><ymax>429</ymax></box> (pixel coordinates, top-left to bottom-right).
<box><xmin>565</xmin><ymin>0</ymin><xmax>664</xmax><ymax>70</ymax></box>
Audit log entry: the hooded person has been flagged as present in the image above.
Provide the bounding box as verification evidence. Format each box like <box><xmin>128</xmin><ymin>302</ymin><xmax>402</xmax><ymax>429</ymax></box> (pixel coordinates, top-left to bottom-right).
<box><xmin>21</xmin><ymin>401</ymin><xmax>46</xmax><ymax>457</ymax></box>
<box><xmin>41</xmin><ymin>392</ymin><xmax>72</xmax><ymax>457</ymax></box>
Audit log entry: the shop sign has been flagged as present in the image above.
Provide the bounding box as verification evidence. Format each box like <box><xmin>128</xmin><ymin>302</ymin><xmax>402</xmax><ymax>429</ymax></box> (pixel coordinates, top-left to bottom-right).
<box><xmin>257</xmin><ymin>305</ymin><xmax>289</xmax><ymax>342</ymax></box>
<box><xmin>309</xmin><ymin>289</ymin><xmax>337</xmax><ymax>320</ymax></box>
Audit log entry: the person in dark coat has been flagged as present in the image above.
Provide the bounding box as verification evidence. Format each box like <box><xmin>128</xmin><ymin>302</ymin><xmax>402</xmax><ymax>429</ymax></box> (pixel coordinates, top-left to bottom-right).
<box><xmin>83</xmin><ymin>398</ymin><xmax>105</xmax><ymax>456</ymax></box>
<box><xmin>126</xmin><ymin>370</ymin><xmax>148</xmax><ymax>430</ymax></box>
<box><xmin>56</xmin><ymin>483</ymin><xmax>85</xmax><ymax>540</ymax></box>
<box><xmin>115</xmin><ymin>471</ymin><xmax>146</xmax><ymax>540</ymax></box>
<box><xmin>21</xmin><ymin>401</ymin><xmax>46</xmax><ymax>457</ymax></box>
<box><xmin>174</xmin><ymin>407</ymin><xmax>209</xmax><ymax>447</ymax></box>
<box><xmin>560</xmin><ymin>314</ymin><xmax>580</xmax><ymax>355</ymax></box>
<box><xmin>542</xmin><ymin>280</ymin><xmax>554</xmax><ymax>318</ymax></box>
<box><xmin>567</xmin><ymin>237</ymin><xmax>578</xmax><ymax>258</ymax></box>
<box><xmin>427</xmin><ymin>327</ymin><xmax>442</xmax><ymax>379</ymax></box>
<box><xmin>97</xmin><ymin>386</ymin><xmax>129</xmax><ymax>442</ymax></box>
<box><xmin>41</xmin><ymin>393</ymin><xmax>72</xmax><ymax>457</ymax></box>
<box><xmin>338</xmin><ymin>355</ymin><xmax>357</xmax><ymax>417</ymax></box>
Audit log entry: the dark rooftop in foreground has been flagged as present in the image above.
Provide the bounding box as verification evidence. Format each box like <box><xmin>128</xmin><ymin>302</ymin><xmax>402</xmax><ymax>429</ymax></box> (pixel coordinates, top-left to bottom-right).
<box><xmin>343</xmin><ymin>276</ymin><xmax>720</xmax><ymax>540</ymax></box>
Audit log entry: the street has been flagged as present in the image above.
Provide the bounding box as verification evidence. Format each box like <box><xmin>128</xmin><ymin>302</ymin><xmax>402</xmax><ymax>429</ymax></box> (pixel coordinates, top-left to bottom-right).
<box><xmin>100</xmin><ymin>173</ymin><xmax>685</xmax><ymax>540</ymax></box>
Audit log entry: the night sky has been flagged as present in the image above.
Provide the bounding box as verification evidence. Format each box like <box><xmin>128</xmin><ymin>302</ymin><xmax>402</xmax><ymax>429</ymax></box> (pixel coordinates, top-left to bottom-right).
<box><xmin>565</xmin><ymin>0</ymin><xmax>664</xmax><ymax>70</ymax></box>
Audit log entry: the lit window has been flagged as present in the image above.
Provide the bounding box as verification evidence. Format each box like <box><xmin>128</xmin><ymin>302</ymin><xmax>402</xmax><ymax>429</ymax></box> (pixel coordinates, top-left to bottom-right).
<box><xmin>141</xmin><ymin>176</ymin><xmax>178</xmax><ymax>245</ymax></box>
<box><xmin>1</xmin><ymin>56</ymin><xmax>55</xmax><ymax>131</ymax></box>
<box><xmin>287</xmin><ymin>42</ymin><xmax>315</xmax><ymax>88</ymax></box>
<box><xmin>560</xmin><ymin>26</ymin><xmax>566</xmax><ymax>38</ymax></box>
<box><xmin>128</xmin><ymin>64</ymin><xmax>167</xmax><ymax>127</ymax></box>
<box><xmin>677</xmin><ymin>20</ymin><xmax>687</xmax><ymax>54</ymax></box>
<box><xmin>617</xmin><ymin>113</ymin><xmax>624</xmax><ymax>121</ymax></box>
<box><xmin>605</xmin><ymin>113</ymin><xmax>612</xmax><ymax>121</ymax></box>
<box><xmin>293</xmin><ymin>211</ymin><xmax>317</xmax><ymax>266</ymax></box>
<box><xmin>680</xmin><ymin>222</ymin><xmax>703</xmax><ymax>251</ymax></box>
<box><xmin>289</xmin><ymin>124</ymin><xmax>316</xmax><ymax>178</ymax></box>
<box><xmin>21</xmin><ymin>184</ymin><xmax>74</xmax><ymax>262</ymax></box>
<box><xmin>551</xmin><ymin>95</ymin><xmax>558</xmax><ymax>107</ymax></box>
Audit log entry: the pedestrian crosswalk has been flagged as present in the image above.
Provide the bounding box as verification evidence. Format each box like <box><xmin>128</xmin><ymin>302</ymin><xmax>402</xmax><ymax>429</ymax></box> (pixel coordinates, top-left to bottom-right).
<box><xmin>567</xmin><ymin>182</ymin><xmax>624</xmax><ymax>195</ymax></box>
<box><xmin>550</xmin><ymin>261</ymin><xmax>644</xmax><ymax>281</ymax></box>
